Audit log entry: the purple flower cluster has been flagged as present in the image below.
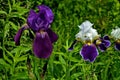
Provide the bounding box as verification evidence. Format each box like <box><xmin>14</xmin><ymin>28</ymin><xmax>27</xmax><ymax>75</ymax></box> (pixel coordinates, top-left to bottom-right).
<box><xmin>14</xmin><ymin>5</ymin><xmax>120</xmax><ymax>62</ymax></box>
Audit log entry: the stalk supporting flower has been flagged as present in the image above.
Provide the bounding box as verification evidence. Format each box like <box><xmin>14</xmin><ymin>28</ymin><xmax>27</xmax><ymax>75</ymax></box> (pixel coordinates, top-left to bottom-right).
<box><xmin>14</xmin><ymin>5</ymin><xmax>58</xmax><ymax>58</ymax></box>
<box><xmin>69</xmin><ymin>20</ymin><xmax>111</xmax><ymax>62</ymax></box>
<box><xmin>111</xmin><ymin>27</ymin><xmax>120</xmax><ymax>50</ymax></box>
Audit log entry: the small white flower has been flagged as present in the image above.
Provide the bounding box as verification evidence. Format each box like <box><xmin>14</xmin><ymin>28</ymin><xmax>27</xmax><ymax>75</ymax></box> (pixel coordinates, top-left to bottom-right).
<box><xmin>111</xmin><ymin>27</ymin><xmax>120</xmax><ymax>39</ymax></box>
<box><xmin>78</xmin><ymin>20</ymin><xmax>93</xmax><ymax>33</ymax></box>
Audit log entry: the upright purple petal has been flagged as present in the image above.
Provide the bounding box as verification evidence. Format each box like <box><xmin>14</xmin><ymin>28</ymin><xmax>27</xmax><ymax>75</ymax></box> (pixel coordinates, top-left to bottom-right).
<box><xmin>46</xmin><ymin>28</ymin><xmax>58</xmax><ymax>43</ymax></box>
<box><xmin>34</xmin><ymin>10</ymin><xmax>50</xmax><ymax>30</ymax></box>
<box><xmin>14</xmin><ymin>25</ymin><xmax>29</xmax><ymax>45</ymax></box>
<box><xmin>80</xmin><ymin>44</ymin><xmax>98</xmax><ymax>62</ymax></box>
<box><xmin>33</xmin><ymin>32</ymin><xmax>53</xmax><ymax>58</ymax></box>
<box><xmin>37</xmin><ymin>5</ymin><xmax>54</xmax><ymax>23</ymax></box>
<box><xmin>27</xmin><ymin>10</ymin><xmax>38</xmax><ymax>32</ymax></box>
<box><xmin>115</xmin><ymin>42</ymin><xmax>120</xmax><ymax>50</ymax></box>
<box><xmin>27</xmin><ymin>5</ymin><xmax>54</xmax><ymax>32</ymax></box>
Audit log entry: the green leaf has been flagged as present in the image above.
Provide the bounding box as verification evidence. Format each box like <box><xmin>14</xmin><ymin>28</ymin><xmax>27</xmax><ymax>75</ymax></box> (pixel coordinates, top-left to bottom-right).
<box><xmin>0</xmin><ymin>59</ymin><xmax>11</xmax><ymax>68</ymax></box>
<box><xmin>10</xmin><ymin>72</ymin><xmax>29</xmax><ymax>80</ymax></box>
<box><xmin>3</xmin><ymin>23</ymin><xmax>10</xmax><ymax>39</ymax></box>
<box><xmin>71</xmin><ymin>72</ymin><xmax>82</xmax><ymax>79</ymax></box>
<box><xmin>0</xmin><ymin>11</ymin><xmax>7</xmax><ymax>15</ymax></box>
<box><xmin>9</xmin><ymin>21</ymin><xmax>19</xmax><ymax>31</ymax></box>
<box><xmin>3</xmin><ymin>52</ymin><xmax>13</xmax><ymax>65</ymax></box>
<box><xmin>15</xmin><ymin>55</ymin><xmax>27</xmax><ymax>63</ymax></box>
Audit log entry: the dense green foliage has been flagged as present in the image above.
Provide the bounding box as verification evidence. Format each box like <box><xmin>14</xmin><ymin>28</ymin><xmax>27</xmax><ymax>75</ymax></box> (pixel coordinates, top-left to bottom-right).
<box><xmin>0</xmin><ymin>0</ymin><xmax>120</xmax><ymax>80</ymax></box>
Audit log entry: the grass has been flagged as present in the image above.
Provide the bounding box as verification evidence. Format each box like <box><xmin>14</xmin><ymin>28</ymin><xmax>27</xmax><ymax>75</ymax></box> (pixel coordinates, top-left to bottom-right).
<box><xmin>0</xmin><ymin>0</ymin><xmax>120</xmax><ymax>80</ymax></box>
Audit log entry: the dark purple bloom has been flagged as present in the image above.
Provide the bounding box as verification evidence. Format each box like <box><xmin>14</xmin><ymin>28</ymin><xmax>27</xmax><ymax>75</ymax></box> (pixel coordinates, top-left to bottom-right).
<box><xmin>80</xmin><ymin>44</ymin><xmax>98</xmax><ymax>62</ymax></box>
<box><xmin>14</xmin><ymin>5</ymin><xmax>58</xmax><ymax>58</ymax></box>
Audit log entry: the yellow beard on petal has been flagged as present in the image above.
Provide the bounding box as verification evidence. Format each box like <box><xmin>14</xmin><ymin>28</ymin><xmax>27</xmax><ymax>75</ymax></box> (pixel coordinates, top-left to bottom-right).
<box><xmin>87</xmin><ymin>42</ymin><xmax>91</xmax><ymax>46</ymax></box>
<box><xmin>96</xmin><ymin>39</ymin><xmax>102</xmax><ymax>45</ymax></box>
<box><xmin>39</xmin><ymin>30</ymin><xmax>46</xmax><ymax>38</ymax></box>
<box><xmin>39</xmin><ymin>29</ymin><xmax>45</xmax><ymax>33</ymax></box>
<box><xmin>85</xmin><ymin>40</ymin><xmax>92</xmax><ymax>46</ymax></box>
<box><xmin>116</xmin><ymin>39</ymin><xmax>120</xmax><ymax>43</ymax></box>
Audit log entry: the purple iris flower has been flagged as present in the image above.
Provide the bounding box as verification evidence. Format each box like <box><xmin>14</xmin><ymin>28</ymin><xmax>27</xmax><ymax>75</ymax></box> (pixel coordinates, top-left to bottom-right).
<box><xmin>69</xmin><ymin>36</ymin><xmax>111</xmax><ymax>62</ymax></box>
<box><xmin>68</xmin><ymin>20</ymin><xmax>111</xmax><ymax>62</ymax></box>
<box><xmin>14</xmin><ymin>5</ymin><xmax>58</xmax><ymax>58</ymax></box>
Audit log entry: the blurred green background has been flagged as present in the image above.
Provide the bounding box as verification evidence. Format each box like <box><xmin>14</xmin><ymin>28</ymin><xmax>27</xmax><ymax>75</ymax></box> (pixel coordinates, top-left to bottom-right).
<box><xmin>0</xmin><ymin>0</ymin><xmax>120</xmax><ymax>80</ymax></box>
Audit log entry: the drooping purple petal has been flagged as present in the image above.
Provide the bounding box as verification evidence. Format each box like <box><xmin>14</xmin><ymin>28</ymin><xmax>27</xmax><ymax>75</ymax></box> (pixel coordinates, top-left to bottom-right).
<box><xmin>33</xmin><ymin>32</ymin><xmax>53</xmax><ymax>58</ymax></box>
<box><xmin>27</xmin><ymin>10</ymin><xmax>38</xmax><ymax>32</ymax></box>
<box><xmin>46</xmin><ymin>28</ymin><xmax>58</xmax><ymax>43</ymax></box>
<box><xmin>37</xmin><ymin>5</ymin><xmax>54</xmax><ymax>23</ymax></box>
<box><xmin>101</xmin><ymin>40</ymin><xmax>111</xmax><ymax>47</ymax></box>
<box><xmin>68</xmin><ymin>40</ymin><xmax>77</xmax><ymax>51</ymax></box>
<box><xmin>115</xmin><ymin>42</ymin><xmax>120</xmax><ymax>50</ymax></box>
<box><xmin>80</xmin><ymin>44</ymin><xmax>98</xmax><ymax>62</ymax></box>
<box><xmin>14</xmin><ymin>25</ymin><xmax>29</xmax><ymax>45</ymax></box>
<box><xmin>98</xmin><ymin>43</ymin><xmax>107</xmax><ymax>52</ymax></box>
<box><xmin>96</xmin><ymin>36</ymin><xmax>111</xmax><ymax>52</ymax></box>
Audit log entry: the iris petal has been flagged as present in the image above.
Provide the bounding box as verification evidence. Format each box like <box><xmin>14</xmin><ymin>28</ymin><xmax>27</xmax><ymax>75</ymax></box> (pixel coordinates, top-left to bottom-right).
<box><xmin>33</xmin><ymin>32</ymin><xmax>53</xmax><ymax>58</ymax></box>
<box><xmin>46</xmin><ymin>28</ymin><xmax>58</xmax><ymax>43</ymax></box>
<box><xmin>80</xmin><ymin>44</ymin><xmax>98</xmax><ymax>62</ymax></box>
<box><xmin>98</xmin><ymin>43</ymin><xmax>107</xmax><ymax>52</ymax></box>
<box><xmin>102</xmin><ymin>40</ymin><xmax>111</xmax><ymax>47</ymax></box>
<box><xmin>103</xmin><ymin>35</ymin><xmax>110</xmax><ymax>40</ymax></box>
<box><xmin>27</xmin><ymin>10</ymin><xmax>38</xmax><ymax>32</ymax></box>
<box><xmin>14</xmin><ymin>25</ymin><xmax>29</xmax><ymax>45</ymax></box>
<box><xmin>115</xmin><ymin>42</ymin><xmax>120</xmax><ymax>50</ymax></box>
<box><xmin>37</xmin><ymin>5</ymin><xmax>54</xmax><ymax>23</ymax></box>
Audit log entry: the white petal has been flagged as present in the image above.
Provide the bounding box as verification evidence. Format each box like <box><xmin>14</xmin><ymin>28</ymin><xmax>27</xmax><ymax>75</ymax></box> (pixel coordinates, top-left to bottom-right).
<box><xmin>75</xmin><ymin>31</ymin><xmax>85</xmax><ymax>41</ymax></box>
<box><xmin>78</xmin><ymin>20</ymin><xmax>93</xmax><ymax>33</ymax></box>
<box><xmin>90</xmin><ymin>28</ymin><xmax>99</xmax><ymax>38</ymax></box>
<box><xmin>111</xmin><ymin>28</ymin><xmax>120</xmax><ymax>39</ymax></box>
